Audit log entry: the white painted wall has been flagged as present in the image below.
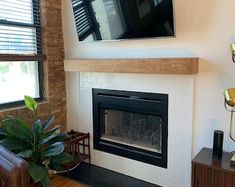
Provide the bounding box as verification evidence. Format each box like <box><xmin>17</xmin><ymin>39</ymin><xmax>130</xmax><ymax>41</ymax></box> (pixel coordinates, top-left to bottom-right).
<box><xmin>62</xmin><ymin>0</ymin><xmax>235</xmax><ymax>186</ymax></box>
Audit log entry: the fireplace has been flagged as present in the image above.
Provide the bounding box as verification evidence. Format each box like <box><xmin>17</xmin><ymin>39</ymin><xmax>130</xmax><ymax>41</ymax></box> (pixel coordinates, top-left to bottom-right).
<box><xmin>92</xmin><ymin>89</ymin><xmax>168</xmax><ymax>168</ymax></box>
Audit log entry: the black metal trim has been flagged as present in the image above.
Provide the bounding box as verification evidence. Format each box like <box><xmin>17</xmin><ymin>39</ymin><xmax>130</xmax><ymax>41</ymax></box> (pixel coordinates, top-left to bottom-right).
<box><xmin>0</xmin><ymin>20</ymin><xmax>40</xmax><ymax>28</ymax></box>
<box><xmin>37</xmin><ymin>60</ymin><xmax>44</xmax><ymax>100</ymax></box>
<box><xmin>92</xmin><ymin>88</ymin><xmax>168</xmax><ymax>168</ymax></box>
<box><xmin>32</xmin><ymin>0</ymin><xmax>43</xmax><ymax>54</ymax></box>
<box><xmin>33</xmin><ymin>0</ymin><xmax>44</xmax><ymax>99</ymax></box>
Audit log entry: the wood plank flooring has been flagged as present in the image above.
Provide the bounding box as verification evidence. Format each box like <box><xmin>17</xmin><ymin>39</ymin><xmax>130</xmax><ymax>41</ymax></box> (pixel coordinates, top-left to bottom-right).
<box><xmin>51</xmin><ymin>175</ymin><xmax>85</xmax><ymax>187</ymax></box>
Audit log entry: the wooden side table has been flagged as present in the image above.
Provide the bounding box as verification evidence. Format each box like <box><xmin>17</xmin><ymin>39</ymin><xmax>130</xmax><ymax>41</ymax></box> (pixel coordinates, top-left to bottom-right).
<box><xmin>192</xmin><ymin>147</ymin><xmax>235</xmax><ymax>187</ymax></box>
<box><xmin>64</xmin><ymin>130</ymin><xmax>91</xmax><ymax>170</ymax></box>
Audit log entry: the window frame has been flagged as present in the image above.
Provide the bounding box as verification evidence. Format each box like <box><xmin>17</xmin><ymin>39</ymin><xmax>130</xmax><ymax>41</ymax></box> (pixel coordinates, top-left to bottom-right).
<box><xmin>0</xmin><ymin>0</ymin><xmax>45</xmax><ymax>109</ymax></box>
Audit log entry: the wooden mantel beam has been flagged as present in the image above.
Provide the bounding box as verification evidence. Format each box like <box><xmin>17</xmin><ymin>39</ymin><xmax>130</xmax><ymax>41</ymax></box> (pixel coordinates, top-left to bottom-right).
<box><xmin>64</xmin><ymin>58</ymin><xmax>199</xmax><ymax>75</ymax></box>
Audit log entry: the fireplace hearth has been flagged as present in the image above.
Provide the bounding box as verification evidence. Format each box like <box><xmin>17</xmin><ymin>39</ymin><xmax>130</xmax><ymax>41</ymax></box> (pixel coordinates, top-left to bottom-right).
<box><xmin>92</xmin><ymin>89</ymin><xmax>168</xmax><ymax>168</ymax></box>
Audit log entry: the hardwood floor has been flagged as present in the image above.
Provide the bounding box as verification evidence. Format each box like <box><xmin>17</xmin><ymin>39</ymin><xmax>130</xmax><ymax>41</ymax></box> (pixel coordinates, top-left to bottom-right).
<box><xmin>51</xmin><ymin>175</ymin><xmax>85</xmax><ymax>187</ymax></box>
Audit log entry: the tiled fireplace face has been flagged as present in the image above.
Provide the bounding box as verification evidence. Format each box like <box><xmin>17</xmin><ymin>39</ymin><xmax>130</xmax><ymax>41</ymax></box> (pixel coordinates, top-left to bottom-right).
<box><xmin>76</xmin><ymin>72</ymin><xmax>194</xmax><ymax>187</ymax></box>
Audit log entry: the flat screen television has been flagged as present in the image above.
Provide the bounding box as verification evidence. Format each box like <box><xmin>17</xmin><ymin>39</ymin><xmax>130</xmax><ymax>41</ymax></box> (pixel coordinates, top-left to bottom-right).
<box><xmin>71</xmin><ymin>0</ymin><xmax>175</xmax><ymax>41</ymax></box>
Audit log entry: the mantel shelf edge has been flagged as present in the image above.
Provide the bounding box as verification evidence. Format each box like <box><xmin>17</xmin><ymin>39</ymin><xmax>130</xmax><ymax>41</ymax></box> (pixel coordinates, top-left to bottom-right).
<box><xmin>64</xmin><ymin>58</ymin><xmax>199</xmax><ymax>75</ymax></box>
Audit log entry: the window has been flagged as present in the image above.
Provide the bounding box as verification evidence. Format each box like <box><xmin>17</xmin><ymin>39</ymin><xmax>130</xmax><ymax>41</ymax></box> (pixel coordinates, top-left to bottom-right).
<box><xmin>0</xmin><ymin>0</ymin><xmax>44</xmax><ymax>106</ymax></box>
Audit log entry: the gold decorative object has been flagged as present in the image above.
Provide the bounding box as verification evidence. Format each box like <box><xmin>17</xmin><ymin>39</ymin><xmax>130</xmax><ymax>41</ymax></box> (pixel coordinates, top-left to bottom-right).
<box><xmin>232</xmin><ymin>42</ymin><xmax>235</xmax><ymax>63</ymax></box>
<box><xmin>224</xmin><ymin>88</ymin><xmax>235</xmax><ymax>162</ymax></box>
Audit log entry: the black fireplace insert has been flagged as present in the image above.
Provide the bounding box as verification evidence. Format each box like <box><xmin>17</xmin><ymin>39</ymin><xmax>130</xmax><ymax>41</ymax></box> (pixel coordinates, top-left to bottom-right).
<box><xmin>92</xmin><ymin>89</ymin><xmax>168</xmax><ymax>168</ymax></box>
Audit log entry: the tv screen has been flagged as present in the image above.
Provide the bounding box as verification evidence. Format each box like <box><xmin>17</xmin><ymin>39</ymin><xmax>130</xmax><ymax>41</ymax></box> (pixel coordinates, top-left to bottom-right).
<box><xmin>71</xmin><ymin>0</ymin><xmax>175</xmax><ymax>41</ymax></box>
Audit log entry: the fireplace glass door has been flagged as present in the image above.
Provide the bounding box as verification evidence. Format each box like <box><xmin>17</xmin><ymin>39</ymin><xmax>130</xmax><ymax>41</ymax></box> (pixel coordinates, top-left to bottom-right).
<box><xmin>101</xmin><ymin>109</ymin><xmax>162</xmax><ymax>153</ymax></box>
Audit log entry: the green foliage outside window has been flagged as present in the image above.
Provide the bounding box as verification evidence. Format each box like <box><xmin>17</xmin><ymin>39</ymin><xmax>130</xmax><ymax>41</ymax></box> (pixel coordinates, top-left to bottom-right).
<box><xmin>0</xmin><ymin>65</ymin><xmax>9</xmax><ymax>74</ymax></box>
<box><xmin>20</xmin><ymin>63</ymin><xmax>28</xmax><ymax>74</ymax></box>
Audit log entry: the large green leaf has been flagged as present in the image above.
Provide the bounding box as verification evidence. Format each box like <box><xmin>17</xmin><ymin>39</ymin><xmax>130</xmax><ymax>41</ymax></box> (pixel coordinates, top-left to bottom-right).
<box><xmin>43</xmin><ymin>125</ymin><xmax>60</xmax><ymax>138</ymax></box>
<box><xmin>30</xmin><ymin>149</ymin><xmax>41</xmax><ymax>163</ymax></box>
<box><xmin>33</xmin><ymin>120</ymin><xmax>43</xmax><ymax>144</ymax></box>
<box><xmin>40</xmin><ymin>125</ymin><xmax>61</xmax><ymax>145</ymax></box>
<box><xmin>2</xmin><ymin>118</ymin><xmax>31</xmax><ymax>140</ymax></box>
<box><xmin>41</xmin><ymin>174</ymin><xmax>50</xmax><ymax>187</ymax></box>
<box><xmin>29</xmin><ymin>163</ymin><xmax>48</xmax><ymax>184</ymax></box>
<box><xmin>40</xmin><ymin>133</ymin><xmax>59</xmax><ymax>145</ymax></box>
<box><xmin>43</xmin><ymin>142</ymin><xmax>65</xmax><ymax>157</ymax></box>
<box><xmin>0</xmin><ymin>128</ymin><xmax>6</xmax><ymax>140</ymax></box>
<box><xmin>17</xmin><ymin>150</ymin><xmax>33</xmax><ymax>158</ymax></box>
<box><xmin>0</xmin><ymin>127</ymin><xmax>5</xmax><ymax>135</ymax></box>
<box><xmin>47</xmin><ymin>132</ymin><xmax>70</xmax><ymax>145</ymax></box>
<box><xmin>42</xmin><ymin>116</ymin><xmax>54</xmax><ymax>130</ymax></box>
<box><xmin>51</xmin><ymin>152</ymin><xmax>74</xmax><ymax>164</ymax></box>
<box><xmin>24</xmin><ymin>95</ymin><xmax>37</xmax><ymax>111</ymax></box>
<box><xmin>0</xmin><ymin>138</ymin><xmax>29</xmax><ymax>151</ymax></box>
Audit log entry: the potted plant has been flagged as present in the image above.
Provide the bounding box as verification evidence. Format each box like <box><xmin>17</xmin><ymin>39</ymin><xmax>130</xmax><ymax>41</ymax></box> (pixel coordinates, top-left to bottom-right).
<box><xmin>0</xmin><ymin>96</ymin><xmax>73</xmax><ymax>187</ymax></box>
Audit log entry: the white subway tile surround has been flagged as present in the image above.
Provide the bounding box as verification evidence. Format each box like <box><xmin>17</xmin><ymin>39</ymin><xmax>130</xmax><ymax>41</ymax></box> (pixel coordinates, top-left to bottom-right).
<box><xmin>74</xmin><ymin>72</ymin><xmax>194</xmax><ymax>187</ymax></box>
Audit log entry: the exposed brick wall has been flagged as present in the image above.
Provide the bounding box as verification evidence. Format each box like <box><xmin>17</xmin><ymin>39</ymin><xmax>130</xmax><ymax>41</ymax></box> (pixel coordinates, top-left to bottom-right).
<box><xmin>0</xmin><ymin>0</ymin><xmax>67</xmax><ymax>131</ymax></box>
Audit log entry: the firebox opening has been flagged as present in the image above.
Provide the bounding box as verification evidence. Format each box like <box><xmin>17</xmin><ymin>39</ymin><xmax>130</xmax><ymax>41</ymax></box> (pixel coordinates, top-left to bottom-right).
<box><xmin>101</xmin><ymin>109</ymin><xmax>162</xmax><ymax>153</ymax></box>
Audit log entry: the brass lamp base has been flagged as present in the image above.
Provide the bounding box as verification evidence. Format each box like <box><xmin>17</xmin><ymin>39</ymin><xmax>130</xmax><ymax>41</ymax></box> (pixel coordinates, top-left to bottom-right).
<box><xmin>230</xmin><ymin>153</ymin><xmax>235</xmax><ymax>165</ymax></box>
